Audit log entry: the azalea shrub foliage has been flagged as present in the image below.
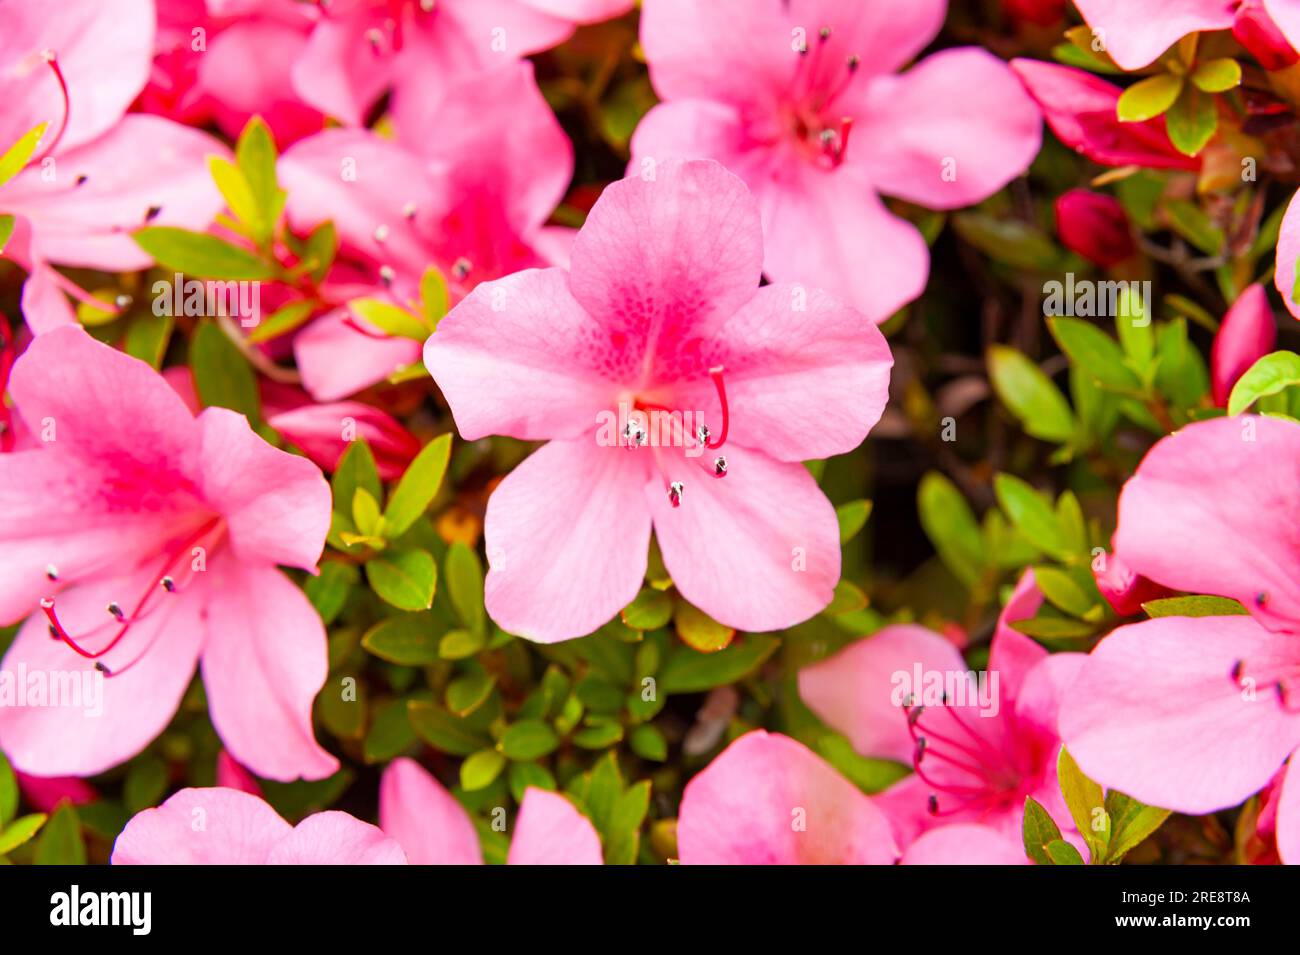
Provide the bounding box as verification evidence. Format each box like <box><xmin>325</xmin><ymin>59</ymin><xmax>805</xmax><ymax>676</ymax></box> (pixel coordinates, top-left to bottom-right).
<box><xmin>4</xmin><ymin>0</ymin><xmax>1300</xmax><ymax>870</ymax></box>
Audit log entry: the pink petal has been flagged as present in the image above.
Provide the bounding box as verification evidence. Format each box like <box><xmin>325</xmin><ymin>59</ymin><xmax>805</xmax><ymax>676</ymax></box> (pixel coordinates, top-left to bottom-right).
<box><xmin>900</xmin><ymin>824</ymin><xmax>1030</xmax><ymax>865</ymax></box>
<box><xmin>200</xmin><ymin>20</ymin><xmax>323</xmax><ymax>146</ymax></box>
<box><xmin>798</xmin><ymin>625</ymin><xmax>968</xmax><ymax>764</ymax></box>
<box><xmin>19</xmin><ymin>259</ymin><xmax>78</xmax><ymax>334</ymax></box>
<box><xmin>989</xmin><ymin>569</ymin><xmax>1048</xmax><ymax>701</ymax></box>
<box><xmin>438</xmin><ymin>0</ymin><xmax>573</xmax><ymax>57</ymax></box>
<box><xmin>423</xmin><ymin>269</ymin><xmax>621</xmax><ymax>442</ymax></box>
<box><xmin>1264</xmin><ymin>0</ymin><xmax>1300</xmax><ymax>55</ymax></box>
<box><xmin>1073</xmin><ymin>0</ymin><xmax>1235</xmax><ymax>70</ymax></box>
<box><xmin>267</xmin><ymin>811</ymin><xmax>407</xmax><ymax>864</ymax></box>
<box><xmin>1211</xmin><ymin>283</ymin><xmax>1277</xmax><ymax>406</ymax></box>
<box><xmin>196</xmin><ymin>407</ymin><xmax>331</xmax><ymax>573</ymax></box>
<box><xmin>112</xmin><ymin>788</ymin><xmax>292</xmax><ymax>864</ymax></box>
<box><xmin>1276</xmin><ymin>187</ymin><xmax>1300</xmax><ymax>320</ymax></box>
<box><xmin>3</xmin><ymin>116</ymin><xmax>227</xmax><ymax>271</ymax></box>
<box><xmin>856</xmin><ymin>48</ymin><xmax>1042</xmax><ymax>210</ymax></box>
<box><xmin>567</xmin><ymin>160</ymin><xmax>765</xmax><ymax>368</ymax></box>
<box><xmin>507</xmin><ymin>788</ymin><xmax>603</xmax><ymax>864</ymax></box>
<box><xmin>1114</xmin><ymin>415</ymin><xmax>1300</xmax><ymax>631</ymax></box>
<box><xmin>760</xmin><ymin>162</ymin><xmax>930</xmax><ymax>323</ymax></box>
<box><xmin>517</xmin><ymin>0</ymin><xmax>634</xmax><ymax>22</ymax></box>
<box><xmin>267</xmin><ymin>401</ymin><xmax>421</xmax><ymax>481</ymax></box>
<box><xmin>379</xmin><ymin>757</ymin><xmax>483</xmax><ymax>865</ymax></box>
<box><xmin>295</xmin><ymin>308</ymin><xmax>423</xmax><ymax>402</ymax></box>
<box><xmin>1012</xmin><ymin>651</ymin><xmax>1087</xmax><ymax>741</ymax></box>
<box><xmin>1009</xmin><ymin>59</ymin><xmax>1198</xmax><ymax>171</ymax></box>
<box><xmin>1274</xmin><ymin>756</ymin><xmax>1300</xmax><ymax>864</ymax></box>
<box><xmin>648</xmin><ymin>444</ymin><xmax>839</xmax><ymax>633</ymax></box>
<box><xmin>1237</xmin><ymin>1</ymin><xmax>1299</xmax><ymax>70</ymax></box>
<box><xmin>1093</xmin><ymin>550</ymin><xmax>1174</xmax><ymax>616</ymax></box>
<box><xmin>678</xmin><ymin>730</ymin><xmax>899</xmax><ymax>864</ymax></box>
<box><xmin>0</xmin><ymin>0</ymin><xmax>154</xmax><ymax>152</ymax></box>
<box><xmin>0</xmin><ymin>566</ymin><xmax>206</xmax><ymax>776</ymax></box>
<box><xmin>669</xmin><ymin>283</ymin><xmax>891</xmax><ymax>462</ymax></box>
<box><xmin>200</xmin><ymin>556</ymin><xmax>338</xmax><ymax>782</ymax></box>
<box><xmin>483</xmin><ymin>438</ymin><xmax>651</xmax><ymax>642</ymax></box>
<box><xmin>1060</xmin><ymin>615</ymin><xmax>1300</xmax><ymax>814</ymax></box>
<box><xmin>14</xmin><ymin>771</ymin><xmax>96</xmax><ymax>813</ymax></box>
<box><xmin>216</xmin><ymin>750</ymin><xmax>263</xmax><ymax>796</ymax></box>
<box><xmin>289</xmin><ymin>9</ymin><xmax>393</xmax><ymax>126</ymax></box>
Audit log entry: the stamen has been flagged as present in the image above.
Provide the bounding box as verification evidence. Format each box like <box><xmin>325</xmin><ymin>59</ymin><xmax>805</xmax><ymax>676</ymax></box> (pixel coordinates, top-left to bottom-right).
<box><xmin>373</xmin><ymin>224</ymin><xmax>390</xmax><ymax>243</ymax></box>
<box><xmin>45</xmin><ymin>564</ymin><xmax>59</xmax><ymax>582</ymax></box>
<box><xmin>705</xmin><ymin>366</ymin><xmax>729</xmax><ymax>449</ymax></box>
<box><xmin>342</xmin><ymin>316</ymin><xmax>391</xmax><ymax>340</ymax></box>
<box><xmin>402</xmin><ymin>202</ymin><xmax>417</xmax><ymax>220</ymax></box>
<box><xmin>713</xmin><ymin>456</ymin><xmax>727</xmax><ymax>477</ymax></box>
<box><xmin>378</xmin><ymin>265</ymin><xmax>396</xmax><ymax>286</ymax></box>
<box><xmin>106</xmin><ymin>602</ymin><xmax>124</xmax><ymax>621</ymax></box>
<box><xmin>452</xmin><ymin>258</ymin><xmax>472</xmax><ymax>281</ymax></box>
<box><xmin>31</xmin><ymin>50</ymin><xmax>71</xmax><ymax>164</ymax></box>
<box><xmin>668</xmin><ymin>481</ymin><xmax>684</xmax><ymax>508</ymax></box>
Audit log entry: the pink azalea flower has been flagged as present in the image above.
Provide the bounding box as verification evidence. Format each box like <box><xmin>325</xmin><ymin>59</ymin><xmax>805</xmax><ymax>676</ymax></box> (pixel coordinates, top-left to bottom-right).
<box><xmin>1092</xmin><ymin>550</ymin><xmax>1174</xmax><ymax>616</ymax></box>
<box><xmin>1060</xmin><ymin>414</ymin><xmax>1300</xmax><ymax>862</ymax></box>
<box><xmin>14</xmin><ymin>771</ymin><xmax>98</xmax><ymax>814</ymax></box>
<box><xmin>0</xmin><ymin>0</ymin><xmax>225</xmax><ymax>332</ymax></box>
<box><xmin>676</xmin><ymin>731</ymin><xmax>899</xmax><ymax>864</ymax></box>
<box><xmin>630</xmin><ymin>0</ymin><xmax>1042</xmax><ymax>322</ymax></box>
<box><xmin>380</xmin><ymin>757</ymin><xmax>602</xmax><ymax>864</ymax></box>
<box><xmin>1271</xmin><ymin>189</ymin><xmax>1300</xmax><ymax>319</ymax></box>
<box><xmin>215</xmin><ymin>750</ymin><xmax>264</xmax><ymax>796</ymax></box>
<box><xmin>798</xmin><ymin>578</ymin><xmax>1085</xmax><ymax>859</ymax></box>
<box><xmin>0</xmin><ymin>326</ymin><xmax>337</xmax><ymax>782</ymax></box>
<box><xmin>290</xmin><ymin>0</ymin><xmax>631</xmax><ymax>134</ymax></box>
<box><xmin>1210</xmin><ymin>282</ymin><xmax>1276</xmax><ymax>407</ymax></box>
<box><xmin>280</xmin><ymin>60</ymin><xmax>573</xmax><ymax>401</ymax></box>
<box><xmin>113</xmin><ymin>787</ymin><xmax>405</xmax><ymax>864</ymax></box>
<box><xmin>423</xmin><ymin>159</ymin><xmax>892</xmax><ymax>642</ymax></box>
<box><xmin>1054</xmin><ymin>189</ymin><xmax>1135</xmax><ymax>268</ymax></box>
<box><xmin>140</xmin><ymin>0</ymin><xmax>325</xmax><ymax>146</ymax></box>
<box><xmin>1009</xmin><ymin>59</ymin><xmax>1198</xmax><ymax>171</ymax></box>
<box><xmin>1003</xmin><ymin>0</ymin><xmax>1069</xmax><ymax>26</ymax></box>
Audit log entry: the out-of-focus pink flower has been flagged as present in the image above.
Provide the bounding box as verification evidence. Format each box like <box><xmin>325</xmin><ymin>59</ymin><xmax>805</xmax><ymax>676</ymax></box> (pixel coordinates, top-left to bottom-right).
<box><xmin>424</xmin><ymin>160</ymin><xmax>892</xmax><ymax>642</ymax></box>
<box><xmin>215</xmin><ymin>750</ymin><xmax>263</xmax><ymax>796</ymax></box>
<box><xmin>1236</xmin><ymin>1</ymin><xmax>1300</xmax><ymax>70</ymax></box>
<box><xmin>262</xmin><ymin>382</ymin><xmax>421</xmax><ymax>480</ymax></box>
<box><xmin>0</xmin><ymin>327</ymin><xmax>337</xmax><ymax>782</ymax></box>
<box><xmin>1010</xmin><ymin>59</ymin><xmax>1199</xmax><ymax>171</ymax></box>
<box><xmin>799</xmin><ymin>590</ymin><xmax>1086</xmax><ymax>860</ymax></box>
<box><xmin>280</xmin><ymin>61</ymin><xmax>573</xmax><ymax>401</ymax></box>
<box><xmin>1271</xmin><ymin>189</ymin><xmax>1300</xmax><ymax>319</ymax></box>
<box><xmin>380</xmin><ymin>757</ymin><xmax>602</xmax><ymax>864</ymax></box>
<box><xmin>1211</xmin><ymin>283</ymin><xmax>1276</xmax><ymax>407</ymax></box>
<box><xmin>1063</xmin><ymin>414</ymin><xmax>1300</xmax><ymax>863</ymax></box>
<box><xmin>289</xmin><ymin>0</ymin><xmax>628</xmax><ymax>135</ymax></box>
<box><xmin>631</xmin><ymin>0</ymin><xmax>1042</xmax><ymax>323</ymax></box>
<box><xmin>1003</xmin><ymin>0</ymin><xmax>1068</xmax><ymax>26</ymax></box>
<box><xmin>113</xmin><ymin>787</ymin><xmax>405</xmax><ymax>864</ymax></box>
<box><xmin>0</xmin><ymin>0</ymin><xmax>225</xmax><ymax>332</ymax></box>
<box><xmin>140</xmin><ymin>0</ymin><xmax>324</xmax><ymax>146</ymax></box>
<box><xmin>676</xmin><ymin>731</ymin><xmax>899</xmax><ymax>864</ymax></box>
<box><xmin>1093</xmin><ymin>550</ymin><xmax>1175</xmax><ymax>616</ymax></box>
<box><xmin>1055</xmin><ymin>189</ymin><xmax>1135</xmax><ymax>268</ymax></box>
<box><xmin>14</xmin><ymin>771</ymin><xmax>97</xmax><ymax>813</ymax></box>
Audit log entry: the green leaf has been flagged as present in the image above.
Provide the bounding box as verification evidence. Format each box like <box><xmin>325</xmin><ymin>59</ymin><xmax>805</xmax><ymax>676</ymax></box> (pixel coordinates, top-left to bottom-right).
<box><xmin>1048</xmin><ymin>317</ymin><xmax>1142</xmax><ymax>391</ymax></box>
<box><xmin>34</xmin><ymin>802</ymin><xmax>85</xmax><ymax>865</ymax></box>
<box><xmin>1104</xmin><ymin>790</ymin><xmax>1172</xmax><ymax>861</ymax></box>
<box><xmin>917</xmin><ymin>472</ymin><xmax>984</xmax><ymax>586</ymax></box>
<box><xmin>446</xmin><ymin>672</ymin><xmax>496</xmax><ymax>717</ymax></box>
<box><xmin>604</xmin><ymin>780</ymin><xmax>650</xmax><ymax>865</ymax></box>
<box><xmin>1022</xmin><ymin>795</ymin><xmax>1064</xmax><ymax>865</ymax></box>
<box><xmin>994</xmin><ymin>473</ymin><xmax>1069</xmax><ymax>558</ymax></box>
<box><xmin>134</xmin><ymin>227</ymin><xmax>274</xmax><ymax>280</ymax></box>
<box><xmin>190</xmin><ymin>321</ymin><xmax>261</xmax><ymax>423</ymax></box>
<box><xmin>439</xmin><ymin>628</ymin><xmax>485</xmax><ymax>660</ymax></box>
<box><xmin>208</xmin><ymin>156</ymin><xmax>260</xmax><ymax>235</ymax></box>
<box><xmin>445</xmin><ymin>542</ymin><xmax>485</xmax><ymax>635</ymax></box>
<box><xmin>367</xmin><ymin>549</ymin><xmax>437</xmax><ymax>611</ymax></box>
<box><xmin>420</xmin><ymin>266</ymin><xmax>450</xmax><ymax>327</ymax></box>
<box><xmin>1227</xmin><ymin>351</ymin><xmax>1300</xmax><ymax>416</ymax></box>
<box><xmin>1164</xmin><ymin>199</ymin><xmax>1223</xmax><ymax>255</ymax></box>
<box><xmin>1116</xmin><ymin>286</ymin><xmax>1155</xmax><ymax>373</ymax></box>
<box><xmin>408</xmin><ymin>701</ymin><xmax>489</xmax><ymax>756</ymax></box>
<box><xmin>1165</xmin><ymin>84</ymin><xmax>1217</xmax><ymax>157</ymax></box>
<box><xmin>352</xmin><ymin>486</ymin><xmax>382</xmax><ymax>537</ymax></box>
<box><xmin>572</xmin><ymin>722</ymin><xmax>624</xmax><ymax>749</ymax></box>
<box><xmin>951</xmin><ymin>214</ymin><xmax>1063</xmax><ymax>271</ymax></box>
<box><xmin>1046</xmin><ymin>839</ymin><xmax>1086</xmax><ymax>865</ymax></box>
<box><xmin>0</xmin><ymin>813</ymin><xmax>46</xmax><ymax>855</ymax></box>
<box><xmin>0</xmin><ymin>214</ymin><xmax>16</xmax><ymax>255</ymax></box>
<box><xmin>0</xmin><ymin>751</ymin><xmax>16</xmax><ymax>827</ymax></box>
<box><xmin>836</xmin><ymin>499</ymin><xmax>872</xmax><ymax>544</ymax></box>
<box><xmin>246</xmin><ymin>299</ymin><xmax>315</xmax><ymax>344</ymax></box>
<box><xmin>332</xmin><ymin>439</ymin><xmax>382</xmax><ymax>514</ymax></box>
<box><xmin>1142</xmin><ymin>595</ymin><xmax>1248</xmax><ymax>617</ymax></box>
<box><xmin>299</xmin><ymin>221</ymin><xmax>337</xmax><ymax>284</ymax></box>
<box><xmin>235</xmin><ymin>116</ymin><xmax>282</xmax><ymax>239</ymax></box>
<box><xmin>123</xmin><ymin>756</ymin><xmax>169</xmax><ymax>814</ymax></box>
<box><xmin>1010</xmin><ymin>615</ymin><xmax>1098</xmax><ymax>640</ymax></box>
<box><xmin>1191</xmin><ymin>57</ymin><xmax>1240</xmax><ymax>93</ymax></box>
<box><xmin>658</xmin><ymin>635</ymin><xmax>779</xmax><ymax>694</ymax></box>
<box><xmin>364</xmin><ymin>699</ymin><xmax>416</xmax><ymax>764</ymax></box>
<box><xmin>1116</xmin><ymin>73</ymin><xmax>1183</xmax><ymax>122</ymax></box>
<box><xmin>304</xmin><ymin>561</ymin><xmax>357</xmax><ymax>626</ymax></box>
<box><xmin>0</xmin><ymin>123</ymin><xmax>47</xmax><ymax>188</ymax></box>
<box><xmin>362</xmin><ymin>612</ymin><xmax>439</xmax><ymax>664</ymax></box>
<box><xmin>621</xmin><ymin>588</ymin><xmax>674</xmax><ymax>631</ymax></box>
<box><xmin>628</xmin><ymin>724</ymin><xmax>668</xmax><ymax>762</ymax></box>
<box><xmin>348</xmin><ymin>298</ymin><xmax>430</xmax><ymax>340</ymax></box>
<box><xmin>461</xmin><ymin>748</ymin><xmax>507</xmax><ymax>791</ymax></box>
<box><xmin>508</xmin><ymin>762</ymin><xmax>556</xmax><ymax>802</ymax></box>
<box><xmin>824</xmin><ymin>579</ymin><xmax>868</xmax><ymax>616</ymax></box>
<box><xmin>1058</xmin><ymin>748</ymin><xmax>1106</xmax><ymax>863</ymax></box>
<box><xmin>988</xmin><ymin>345</ymin><xmax>1075</xmax><ymax>443</ymax></box>
<box><xmin>382</xmin><ymin>433</ymin><xmax>452</xmax><ymax>537</ymax></box>
<box><xmin>498</xmin><ymin>719</ymin><xmax>560</xmax><ymax>761</ymax></box>
<box><xmin>674</xmin><ymin>600</ymin><xmax>735</xmax><ymax>652</ymax></box>
<box><xmin>124</xmin><ymin>313</ymin><xmax>174</xmax><ymax>369</ymax></box>
<box><xmin>1033</xmin><ymin>566</ymin><xmax>1099</xmax><ymax>618</ymax></box>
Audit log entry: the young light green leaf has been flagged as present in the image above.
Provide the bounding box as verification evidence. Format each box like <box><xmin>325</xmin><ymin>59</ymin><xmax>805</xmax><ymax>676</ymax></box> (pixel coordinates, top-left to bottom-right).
<box><xmin>674</xmin><ymin>600</ymin><xmax>734</xmax><ymax>652</ymax></box>
<box><xmin>836</xmin><ymin>499</ymin><xmax>872</xmax><ymax>543</ymax></box>
<box><xmin>34</xmin><ymin>802</ymin><xmax>85</xmax><ymax>865</ymax></box>
<box><xmin>994</xmin><ymin>473</ymin><xmax>1070</xmax><ymax>558</ymax></box>
<box><xmin>382</xmin><ymin>433</ymin><xmax>452</xmax><ymax>537</ymax></box>
<box><xmin>0</xmin><ymin>813</ymin><xmax>46</xmax><ymax>855</ymax></box>
<box><xmin>1046</xmin><ymin>839</ymin><xmax>1086</xmax><ymax>865</ymax></box>
<box><xmin>1048</xmin><ymin>317</ymin><xmax>1142</xmax><ymax>392</ymax></box>
<box><xmin>348</xmin><ymin>298</ymin><xmax>430</xmax><ymax>341</ymax></box>
<box><xmin>366</xmin><ymin>549</ymin><xmax>436</xmax><ymax>611</ymax></box>
<box><xmin>1141</xmin><ymin>595</ymin><xmax>1248</xmax><ymax>617</ymax></box>
<box><xmin>1104</xmin><ymin>789</ymin><xmax>1172</xmax><ymax>862</ymax></box>
<box><xmin>1165</xmin><ymin>84</ymin><xmax>1217</xmax><ymax>156</ymax></box>
<box><xmin>332</xmin><ymin>439</ymin><xmax>382</xmax><ymax>515</ymax></box>
<box><xmin>460</xmin><ymin>748</ymin><xmax>507</xmax><ymax>791</ymax></box>
<box><xmin>917</xmin><ymin>472</ymin><xmax>984</xmax><ymax>586</ymax></box>
<box><xmin>420</xmin><ymin>266</ymin><xmax>450</xmax><ymax>326</ymax></box>
<box><xmin>445</xmin><ymin>542</ymin><xmax>485</xmax><ymax>635</ymax></box>
<box><xmin>988</xmin><ymin>345</ymin><xmax>1076</xmax><ymax>443</ymax></box>
<box><xmin>1116</xmin><ymin>73</ymin><xmax>1183</xmax><ymax>122</ymax></box>
<box><xmin>1022</xmin><ymin>795</ymin><xmax>1064</xmax><ymax>865</ymax></box>
<box><xmin>0</xmin><ymin>214</ymin><xmax>15</xmax><ymax>255</ymax></box>
<box><xmin>190</xmin><ymin>321</ymin><xmax>261</xmax><ymax>423</ymax></box>
<box><xmin>0</xmin><ymin>123</ymin><xmax>47</xmax><ymax>188</ymax></box>
<box><xmin>135</xmin><ymin>227</ymin><xmax>275</xmax><ymax>280</ymax></box>
<box><xmin>246</xmin><ymin>299</ymin><xmax>315</xmax><ymax>344</ymax></box>
<box><xmin>1059</xmin><ymin>748</ymin><xmax>1107</xmax><ymax>863</ymax></box>
<box><xmin>621</xmin><ymin>588</ymin><xmax>674</xmax><ymax>631</ymax></box>
<box><xmin>0</xmin><ymin>750</ymin><xmax>16</xmax><ymax>827</ymax></box>
<box><xmin>1191</xmin><ymin>57</ymin><xmax>1241</xmax><ymax>93</ymax></box>
<box><xmin>498</xmin><ymin>719</ymin><xmax>560</xmax><ymax>761</ymax></box>
<box><xmin>1227</xmin><ymin>351</ymin><xmax>1300</xmax><ymax>415</ymax></box>
<box><xmin>362</xmin><ymin>612</ymin><xmax>439</xmax><ymax>664</ymax></box>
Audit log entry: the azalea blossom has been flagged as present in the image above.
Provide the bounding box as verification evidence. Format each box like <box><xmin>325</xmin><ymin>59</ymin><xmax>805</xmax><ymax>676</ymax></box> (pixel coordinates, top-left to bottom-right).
<box><xmin>1060</xmin><ymin>414</ymin><xmax>1300</xmax><ymax>863</ymax></box>
<box><xmin>423</xmin><ymin>159</ymin><xmax>893</xmax><ymax>642</ymax></box>
<box><xmin>380</xmin><ymin>757</ymin><xmax>602</xmax><ymax>864</ymax></box>
<box><xmin>113</xmin><ymin>787</ymin><xmax>405</xmax><ymax>864</ymax></box>
<box><xmin>280</xmin><ymin>60</ymin><xmax>573</xmax><ymax>400</ymax></box>
<box><xmin>0</xmin><ymin>0</ymin><xmax>224</xmax><ymax>331</ymax></box>
<box><xmin>1210</xmin><ymin>283</ymin><xmax>1276</xmax><ymax>407</ymax></box>
<box><xmin>290</xmin><ymin>0</ymin><xmax>633</xmax><ymax>134</ymax></box>
<box><xmin>630</xmin><ymin>0</ymin><xmax>1041</xmax><ymax>322</ymax></box>
<box><xmin>0</xmin><ymin>325</ymin><xmax>337</xmax><ymax>781</ymax></box>
<box><xmin>798</xmin><ymin>574</ymin><xmax>1085</xmax><ymax>859</ymax></box>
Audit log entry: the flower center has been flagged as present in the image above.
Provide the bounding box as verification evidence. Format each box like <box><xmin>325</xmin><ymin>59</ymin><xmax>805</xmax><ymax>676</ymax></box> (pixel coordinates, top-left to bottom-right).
<box><xmin>621</xmin><ymin>367</ymin><xmax>731</xmax><ymax>508</ymax></box>
<box><xmin>784</xmin><ymin>26</ymin><xmax>861</xmax><ymax>170</ymax></box>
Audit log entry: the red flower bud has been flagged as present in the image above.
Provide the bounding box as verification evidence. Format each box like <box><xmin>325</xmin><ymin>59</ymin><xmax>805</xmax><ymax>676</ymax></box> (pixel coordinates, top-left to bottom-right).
<box><xmin>1234</xmin><ymin>0</ymin><xmax>1299</xmax><ymax>71</ymax></box>
<box><xmin>1211</xmin><ymin>283</ymin><xmax>1277</xmax><ymax>407</ymax></box>
<box><xmin>1055</xmin><ymin>189</ymin><xmax>1135</xmax><ymax>268</ymax></box>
